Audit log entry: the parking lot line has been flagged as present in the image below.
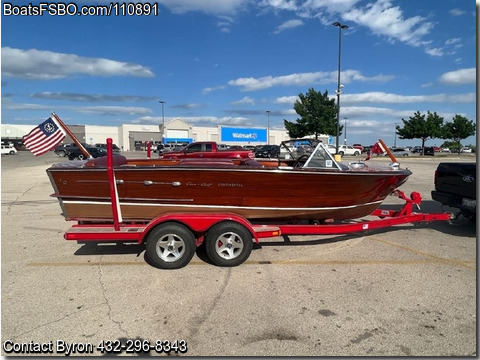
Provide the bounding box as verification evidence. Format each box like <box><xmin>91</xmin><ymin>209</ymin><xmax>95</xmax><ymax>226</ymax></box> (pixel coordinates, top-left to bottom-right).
<box><xmin>368</xmin><ymin>235</ymin><xmax>476</xmax><ymax>270</ymax></box>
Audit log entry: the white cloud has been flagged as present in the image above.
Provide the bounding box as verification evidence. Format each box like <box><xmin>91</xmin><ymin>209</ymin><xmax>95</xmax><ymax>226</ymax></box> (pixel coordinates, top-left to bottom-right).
<box><xmin>4</xmin><ymin>102</ymin><xmax>51</xmax><ymax>111</ymax></box>
<box><xmin>342</xmin><ymin>92</ymin><xmax>477</xmax><ymax>104</ymax></box>
<box><xmin>74</xmin><ymin>106</ymin><xmax>153</xmax><ymax>116</ymax></box>
<box><xmin>231</xmin><ymin>96</ymin><xmax>256</xmax><ymax>105</ymax></box>
<box><xmin>273</xmin><ymin>19</ymin><xmax>304</xmax><ymax>34</ymax></box>
<box><xmin>445</xmin><ymin>38</ymin><xmax>461</xmax><ymax>46</ymax></box>
<box><xmin>259</xmin><ymin>0</ymin><xmax>299</xmax><ymax>12</ymax></box>
<box><xmin>342</xmin><ymin>0</ymin><xmax>434</xmax><ymax>47</ymax></box>
<box><xmin>1</xmin><ymin>47</ymin><xmax>155</xmax><ymax>80</ymax></box>
<box><xmin>202</xmin><ymin>85</ymin><xmax>227</xmax><ymax>94</ymax></box>
<box><xmin>181</xmin><ymin>116</ymin><xmax>252</xmax><ymax>126</ymax></box>
<box><xmin>32</xmin><ymin>92</ymin><xmax>156</xmax><ymax>102</ymax></box>
<box><xmin>438</xmin><ymin>68</ymin><xmax>476</xmax><ymax>84</ymax></box>
<box><xmin>275</xmin><ymin>95</ymin><xmax>298</xmax><ymax>104</ymax></box>
<box><xmin>425</xmin><ymin>47</ymin><xmax>444</xmax><ymax>57</ymax></box>
<box><xmin>134</xmin><ymin>115</ymin><xmax>252</xmax><ymax>126</ymax></box>
<box><xmin>228</xmin><ymin>70</ymin><xmax>393</xmax><ymax>91</ymax></box>
<box><xmin>449</xmin><ymin>9</ymin><xmax>466</xmax><ymax>16</ymax></box>
<box><xmin>171</xmin><ymin>103</ymin><xmax>204</xmax><ymax>109</ymax></box>
<box><xmin>159</xmin><ymin>0</ymin><xmax>247</xmax><ymax>14</ymax></box>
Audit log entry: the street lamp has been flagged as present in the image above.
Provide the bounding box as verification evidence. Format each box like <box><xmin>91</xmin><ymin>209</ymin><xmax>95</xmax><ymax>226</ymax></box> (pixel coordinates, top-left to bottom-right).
<box><xmin>343</xmin><ymin>117</ymin><xmax>348</xmax><ymax>145</ymax></box>
<box><xmin>333</xmin><ymin>21</ymin><xmax>348</xmax><ymax>155</ymax></box>
<box><xmin>159</xmin><ymin>100</ymin><xmax>166</xmax><ymax>144</ymax></box>
<box><xmin>394</xmin><ymin>122</ymin><xmax>397</xmax><ymax>148</ymax></box>
<box><xmin>266</xmin><ymin>110</ymin><xmax>271</xmax><ymax>145</ymax></box>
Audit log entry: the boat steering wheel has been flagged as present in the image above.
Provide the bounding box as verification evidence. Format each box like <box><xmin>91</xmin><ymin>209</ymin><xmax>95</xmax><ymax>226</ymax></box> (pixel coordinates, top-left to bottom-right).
<box><xmin>293</xmin><ymin>154</ymin><xmax>309</xmax><ymax>168</ymax></box>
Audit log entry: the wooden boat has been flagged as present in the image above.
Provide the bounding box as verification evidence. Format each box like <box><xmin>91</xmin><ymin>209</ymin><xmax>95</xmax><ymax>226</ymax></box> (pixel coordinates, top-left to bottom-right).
<box><xmin>46</xmin><ymin>139</ymin><xmax>411</xmax><ymax>223</ymax></box>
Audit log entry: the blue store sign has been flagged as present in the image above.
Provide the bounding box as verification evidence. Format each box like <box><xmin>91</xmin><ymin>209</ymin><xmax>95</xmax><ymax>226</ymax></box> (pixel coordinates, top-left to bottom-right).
<box><xmin>221</xmin><ymin>127</ymin><xmax>266</xmax><ymax>143</ymax></box>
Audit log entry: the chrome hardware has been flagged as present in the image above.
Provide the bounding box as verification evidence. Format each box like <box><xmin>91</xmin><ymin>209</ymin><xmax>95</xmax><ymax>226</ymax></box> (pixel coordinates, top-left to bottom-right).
<box><xmin>172</xmin><ymin>182</ymin><xmax>181</xmax><ymax>187</ymax></box>
<box><xmin>144</xmin><ymin>180</ymin><xmax>153</xmax><ymax>186</ymax></box>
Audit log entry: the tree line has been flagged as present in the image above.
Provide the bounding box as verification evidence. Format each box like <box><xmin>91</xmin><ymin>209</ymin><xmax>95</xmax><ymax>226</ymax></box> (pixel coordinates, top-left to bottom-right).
<box><xmin>284</xmin><ymin>88</ymin><xmax>476</xmax><ymax>154</ymax></box>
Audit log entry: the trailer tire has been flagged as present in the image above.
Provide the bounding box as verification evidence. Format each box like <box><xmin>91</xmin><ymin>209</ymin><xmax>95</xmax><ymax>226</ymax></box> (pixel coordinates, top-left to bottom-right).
<box><xmin>205</xmin><ymin>222</ymin><xmax>253</xmax><ymax>267</ymax></box>
<box><xmin>145</xmin><ymin>223</ymin><xmax>196</xmax><ymax>269</ymax></box>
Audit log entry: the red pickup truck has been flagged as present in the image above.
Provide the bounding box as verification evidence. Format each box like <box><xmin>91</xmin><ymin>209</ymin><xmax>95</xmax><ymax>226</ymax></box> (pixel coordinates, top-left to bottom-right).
<box><xmin>161</xmin><ymin>142</ymin><xmax>254</xmax><ymax>159</ymax></box>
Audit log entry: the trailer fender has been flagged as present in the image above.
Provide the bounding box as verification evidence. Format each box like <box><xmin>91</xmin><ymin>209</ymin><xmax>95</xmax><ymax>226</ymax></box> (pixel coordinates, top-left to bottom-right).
<box><xmin>137</xmin><ymin>213</ymin><xmax>260</xmax><ymax>246</ymax></box>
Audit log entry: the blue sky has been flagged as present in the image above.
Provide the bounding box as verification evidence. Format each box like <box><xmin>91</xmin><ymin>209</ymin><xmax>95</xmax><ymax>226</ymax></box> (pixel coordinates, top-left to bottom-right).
<box><xmin>1</xmin><ymin>0</ymin><xmax>477</xmax><ymax>147</ymax></box>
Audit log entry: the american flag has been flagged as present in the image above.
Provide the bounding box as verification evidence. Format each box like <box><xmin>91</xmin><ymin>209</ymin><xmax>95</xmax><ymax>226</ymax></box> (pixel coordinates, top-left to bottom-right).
<box><xmin>364</xmin><ymin>141</ymin><xmax>384</xmax><ymax>161</ymax></box>
<box><xmin>22</xmin><ymin>117</ymin><xmax>66</xmax><ymax>156</ymax></box>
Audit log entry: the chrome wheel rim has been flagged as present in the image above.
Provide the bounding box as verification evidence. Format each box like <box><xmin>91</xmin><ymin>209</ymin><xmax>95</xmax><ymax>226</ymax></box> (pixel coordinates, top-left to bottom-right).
<box><xmin>215</xmin><ymin>232</ymin><xmax>244</xmax><ymax>260</ymax></box>
<box><xmin>155</xmin><ymin>234</ymin><xmax>186</xmax><ymax>262</ymax></box>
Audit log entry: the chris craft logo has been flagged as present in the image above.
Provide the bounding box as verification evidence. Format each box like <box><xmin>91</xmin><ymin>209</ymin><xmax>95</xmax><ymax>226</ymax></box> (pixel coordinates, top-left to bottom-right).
<box><xmin>232</xmin><ymin>132</ymin><xmax>258</xmax><ymax>140</ymax></box>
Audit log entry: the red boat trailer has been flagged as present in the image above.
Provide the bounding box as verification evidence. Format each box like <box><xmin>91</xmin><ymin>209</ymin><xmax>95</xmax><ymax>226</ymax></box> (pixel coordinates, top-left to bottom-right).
<box><xmin>63</xmin><ymin>139</ymin><xmax>452</xmax><ymax>269</ymax></box>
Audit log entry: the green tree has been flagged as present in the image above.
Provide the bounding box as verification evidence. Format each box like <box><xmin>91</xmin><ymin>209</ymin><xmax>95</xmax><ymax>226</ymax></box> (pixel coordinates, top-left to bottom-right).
<box><xmin>441</xmin><ymin>114</ymin><xmax>476</xmax><ymax>153</ymax></box>
<box><xmin>396</xmin><ymin>111</ymin><xmax>444</xmax><ymax>155</ymax></box>
<box><xmin>440</xmin><ymin>140</ymin><xmax>459</xmax><ymax>152</ymax></box>
<box><xmin>284</xmin><ymin>88</ymin><xmax>339</xmax><ymax>140</ymax></box>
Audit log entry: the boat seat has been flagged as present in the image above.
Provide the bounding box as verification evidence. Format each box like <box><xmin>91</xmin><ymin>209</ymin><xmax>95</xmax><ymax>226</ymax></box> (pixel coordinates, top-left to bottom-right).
<box><xmin>85</xmin><ymin>155</ymin><xmax>128</xmax><ymax>167</ymax></box>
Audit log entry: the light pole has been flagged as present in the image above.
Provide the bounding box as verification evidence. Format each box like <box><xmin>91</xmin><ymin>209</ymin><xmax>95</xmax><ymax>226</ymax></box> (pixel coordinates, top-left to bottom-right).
<box><xmin>266</xmin><ymin>110</ymin><xmax>271</xmax><ymax>145</ymax></box>
<box><xmin>333</xmin><ymin>21</ymin><xmax>348</xmax><ymax>155</ymax></box>
<box><xmin>343</xmin><ymin>117</ymin><xmax>348</xmax><ymax>145</ymax></box>
<box><xmin>159</xmin><ymin>100</ymin><xmax>166</xmax><ymax>144</ymax></box>
<box><xmin>394</xmin><ymin>122</ymin><xmax>397</xmax><ymax>148</ymax></box>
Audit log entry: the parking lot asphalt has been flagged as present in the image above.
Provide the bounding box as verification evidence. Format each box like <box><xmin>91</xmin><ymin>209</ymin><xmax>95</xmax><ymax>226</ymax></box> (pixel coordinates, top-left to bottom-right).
<box><xmin>1</xmin><ymin>151</ymin><xmax>476</xmax><ymax>357</ymax></box>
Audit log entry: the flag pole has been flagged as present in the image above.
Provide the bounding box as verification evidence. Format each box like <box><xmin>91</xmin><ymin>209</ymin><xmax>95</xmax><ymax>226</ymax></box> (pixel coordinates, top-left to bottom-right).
<box><xmin>51</xmin><ymin>112</ymin><xmax>92</xmax><ymax>159</ymax></box>
<box><xmin>378</xmin><ymin>138</ymin><xmax>398</xmax><ymax>163</ymax></box>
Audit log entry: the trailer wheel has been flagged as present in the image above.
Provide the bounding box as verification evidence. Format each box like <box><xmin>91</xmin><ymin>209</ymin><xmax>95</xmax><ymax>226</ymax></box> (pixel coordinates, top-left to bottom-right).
<box><xmin>205</xmin><ymin>222</ymin><xmax>253</xmax><ymax>267</ymax></box>
<box><xmin>145</xmin><ymin>223</ymin><xmax>196</xmax><ymax>269</ymax></box>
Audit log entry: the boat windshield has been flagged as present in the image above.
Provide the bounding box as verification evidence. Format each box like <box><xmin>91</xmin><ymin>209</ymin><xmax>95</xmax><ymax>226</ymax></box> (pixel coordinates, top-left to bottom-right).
<box><xmin>303</xmin><ymin>143</ymin><xmax>342</xmax><ymax>170</ymax></box>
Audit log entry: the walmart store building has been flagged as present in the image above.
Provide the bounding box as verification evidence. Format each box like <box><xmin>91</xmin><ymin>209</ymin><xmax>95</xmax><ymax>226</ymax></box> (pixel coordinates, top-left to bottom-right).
<box><xmin>1</xmin><ymin>118</ymin><xmax>311</xmax><ymax>151</ymax></box>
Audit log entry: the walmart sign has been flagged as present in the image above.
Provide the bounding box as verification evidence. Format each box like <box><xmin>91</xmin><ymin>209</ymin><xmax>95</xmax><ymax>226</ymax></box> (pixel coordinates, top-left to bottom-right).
<box><xmin>221</xmin><ymin>127</ymin><xmax>267</xmax><ymax>143</ymax></box>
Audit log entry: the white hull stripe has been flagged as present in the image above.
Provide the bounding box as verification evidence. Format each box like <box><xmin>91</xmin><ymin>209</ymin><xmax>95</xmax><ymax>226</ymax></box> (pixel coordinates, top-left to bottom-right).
<box><xmin>61</xmin><ymin>199</ymin><xmax>383</xmax><ymax>212</ymax></box>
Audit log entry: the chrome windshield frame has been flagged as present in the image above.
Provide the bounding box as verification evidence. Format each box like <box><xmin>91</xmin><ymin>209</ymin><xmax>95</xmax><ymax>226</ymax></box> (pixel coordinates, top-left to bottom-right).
<box><xmin>303</xmin><ymin>142</ymin><xmax>342</xmax><ymax>170</ymax></box>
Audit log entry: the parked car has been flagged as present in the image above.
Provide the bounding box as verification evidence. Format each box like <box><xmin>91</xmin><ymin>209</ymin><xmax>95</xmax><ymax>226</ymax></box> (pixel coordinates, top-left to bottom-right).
<box><xmin>254</xmin><ymin>145</ymin><xmax>281</xmax><ymax>158</ymax></box>
<box><xmin>1</xmin><ymin>145</ymin><xmax>17</xmax><ymax>155</ymax></box>
<box><xmin>155</xmin><ymin>144</ymin><xmax>166</xmax><ymax>154</ymax></box>
<box><xmin>67</xmin><ymin>146</ymin><xmax>107</xmax><ymax>160</ymax></box>
<box><xmin>461</xmin><ymin>147</ymin><xmax>473</xmax><ymax>153</ymax></box>
<box><xmin>54</xmin><ymin>143</ymin><xmax>89</xmax><ymax>157</ymax></box>
<box><xmin>95</xmin><ymin>143</ymin><xmax>120</xmax><ymax>153</ymax></box>
<box><xmin>411</xmin><ymin>146</ymin><xmax>422</xmax><ymax>154</ymax></box>
<box><xmin>385</xmin><ymin>148</ymin><xmax>412</xmax><ymax>157</ymax></box>
<box><xmin>352</xmin><ymin>144</ymin><xmax>363</xmax><ymax>152</ymax></box>
<box><xmin>362</xmin><ymin>145</ymin><xmax>371</xmax><ymax>154</ymax></box>
<box><xmin>424</xmin><ymin>146</ymin><xmax>435</xmax><ymax>156</ymax></box>
<box><xmin>337</xmin><ymin>145</ymin><xmax>361</xmax><ymax>156</ymax></box>
<box><xmin>326</xmin><ymin>144</ymin><xmax>337</xmax><ymax>155</ymax></box>
<box><xmin>432</xmin><ymin>162</ymin><xmax>476</xmax><ymax>218</ymax></box>
<box><xmin>229</xmin><ymin>145</ymin><xmax>246</xmax><ymax>150</ymax></box>
<box><xmin>161</xmin><ymin>142</ymin><xmax>253</xmax><ymax>159</ymax></box>
<box><xmin>155</xmin><ymin>143</ymin><xmax>183</xmax><ymax>154</ymax></box>
<box><xmin>294</xmin><ymin>144</ymin><xmax>315</xmax><ymax>158</ymax></box>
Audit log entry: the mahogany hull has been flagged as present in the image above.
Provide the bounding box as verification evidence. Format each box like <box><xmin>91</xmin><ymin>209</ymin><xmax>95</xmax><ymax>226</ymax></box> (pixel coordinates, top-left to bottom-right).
<box><xmin>47</xmin><ymin>161</ymin><xmax>411</xmax><ymax>222</ymax></box>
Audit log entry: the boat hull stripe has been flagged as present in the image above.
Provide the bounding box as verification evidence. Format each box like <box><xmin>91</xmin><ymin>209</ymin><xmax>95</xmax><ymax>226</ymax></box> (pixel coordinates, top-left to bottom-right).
<box><xmin>61</xmin><ymin>199</ymin><xmax>383</xmax><ymax>212</ymax></box>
